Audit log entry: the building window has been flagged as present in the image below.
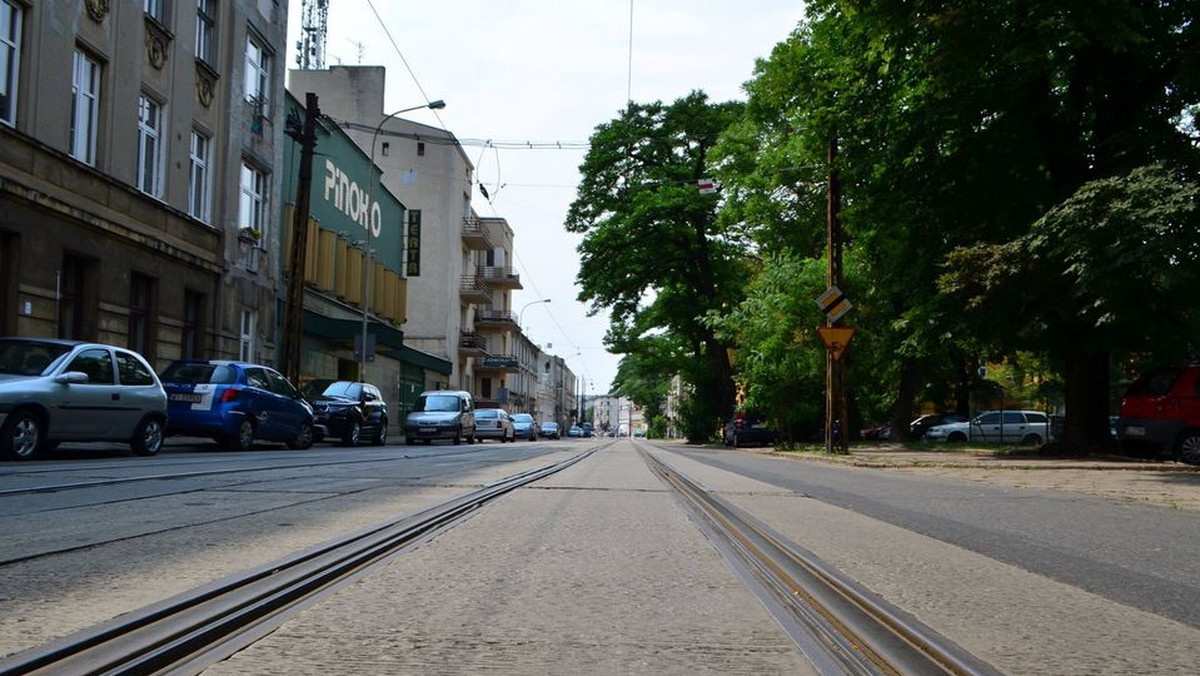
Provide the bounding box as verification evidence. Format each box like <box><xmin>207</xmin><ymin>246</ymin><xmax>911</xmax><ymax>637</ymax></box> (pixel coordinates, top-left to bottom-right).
<box><xmin>244</xmin><ymin>35</ymin><xmax>269</xmax><ymax>113</ymax></box>
<box><xmin>417</xmin><ymin>142</ymin><xmax>425</xmax><ymax>157</ymax></box>
<box><xmin>143</xmin><ymin>0</ymin><xmax>165</xmax><ymax>22</ymax></box>
<box><xmin>59</xmin><ymin>254</ymin><xmax>88</xmax><ymax>339</ymax></box>
<box><xmin>137</xmin><ymin>95</ymin><xmax>164</xmax><ymax>197</ymax></box>
<box><xmin>381</xmin><ymin>141</ymin><xmax>389</xmax><ymax>156</ymax></box>
<box><xmin>189</xmin><ymin>130</ymin><xmax>211</xmax><ymax>222</ymax></box>
<box><xmin>0</xmin><ymin>0</ymin><xmax>21</xmax><ymax>127</ymax></box>
<box><xmin>182</xmin><ymin>290</ymin><xmax>204</xmax><ymax>359</ymax></box>
<box><xmin>195</xmin><ymin>0</ymin><xmax>214</xmax><ymax>63</ymax></box>
<box><xmin>239</xmin><ymin>310</ymin><xmax>256</xmax><ymax>362</ymax></box>
<box><xmin>128</xmin><ymin>273</ymin><xmax>155</xmax><ymax>357</ymax></box>
<box><xmin>70</xmin><ymin>50</ymin><xmax>100</xmax><ymax>165</ymax></box>
<box><xmin>238</xmin><ymin>161</ymin><xmax>266</xmax><ymax>239</ymax></box>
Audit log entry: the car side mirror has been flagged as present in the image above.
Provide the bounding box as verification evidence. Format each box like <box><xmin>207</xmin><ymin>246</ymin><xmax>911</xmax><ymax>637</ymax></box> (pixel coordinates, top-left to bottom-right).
<box><xmin>54</xmin><ymin>371</ymin><xmax>89</xmax><ymax>385</ymax></box>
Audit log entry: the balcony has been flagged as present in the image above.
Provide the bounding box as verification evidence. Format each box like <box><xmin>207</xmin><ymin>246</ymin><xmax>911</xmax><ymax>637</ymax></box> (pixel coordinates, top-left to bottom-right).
<box><xmin>460</xmin><ymin>275</ymin><xmax>493</xmax><ymax>304</ymax></box>
<box><xmin>476</xmin><ymin>354</ymin><xmax>520</xmax><ymax>373</ymax></box>
<box><xmin>458</xmin><ymin>331</ymin><xmax>489</xmax><ymax>357</ymax></box>
<box><xmin>461</xmin><ymin>216</ymin><xmax>493</xmax><ymax>251</ymax></box>
<box><xmin>477</xmin><ymin>265</ymin><xmax>522</xmax><ymax>290</ymax></box>
<box><xmin>474</xmin><ymin>309</ymin><xmax>518</xmax><ymax>331</ymax></box>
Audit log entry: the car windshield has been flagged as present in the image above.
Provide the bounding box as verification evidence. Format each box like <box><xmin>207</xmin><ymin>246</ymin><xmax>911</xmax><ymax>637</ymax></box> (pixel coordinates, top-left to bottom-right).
<box><xmin>513</xmin><ymin>414</ymin><xmax>534</xmax><ymax>423</ymax></box>
<box><xmin>477</xmin><ymin>409</ymin><xmax>499</xmax><ymax>419</ymax></box>
<box><xmin>0</xmin><ymin>340</ymin><xmax>73</xmax><ymax>376</ymax></box>
<box><xmin>417</xmin><ymin>394</ymin><xmax>461</xmax><ymax>412</ymax></box>
<box><xmin>303</xmin><ymin>381</ymin><xmax>361</xmax><ymax>400</ymax></box>
<box><xmin>160</xmin><ymin>362</ymin><xmax>238</xmax><ymax>384</ymax></box>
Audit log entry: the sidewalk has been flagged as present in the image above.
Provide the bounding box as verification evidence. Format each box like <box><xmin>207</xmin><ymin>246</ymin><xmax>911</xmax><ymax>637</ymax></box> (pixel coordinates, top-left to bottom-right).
<box><xmin>756</xmin><ymin>443</ymin><xmax>1200</xmax><ymax>511</ymax></box>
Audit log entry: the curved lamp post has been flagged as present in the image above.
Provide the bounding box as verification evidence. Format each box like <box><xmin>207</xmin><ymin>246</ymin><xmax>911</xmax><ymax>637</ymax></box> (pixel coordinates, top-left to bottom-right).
<box><xmin>359</xmin><ymin>99</ymin><xmax>446</xmax><ymax>378</ymax></box>
<box><xmin>518</xmin><ymin>298</ymin><xmax>551</xmax><ymax>333</ymax></box>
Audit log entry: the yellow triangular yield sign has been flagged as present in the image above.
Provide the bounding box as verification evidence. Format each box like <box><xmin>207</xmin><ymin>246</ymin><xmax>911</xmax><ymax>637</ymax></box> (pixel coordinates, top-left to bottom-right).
<box><xmin>817</xmin><ymin>326</ymin><xmax>856</xmax><ymax>361</ymax></box>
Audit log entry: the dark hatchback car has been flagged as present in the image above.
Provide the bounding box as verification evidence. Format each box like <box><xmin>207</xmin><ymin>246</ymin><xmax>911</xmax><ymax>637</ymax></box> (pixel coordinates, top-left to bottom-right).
<box><xmin>723</xmin><ymin>413</ymin><xmax>777</xmax><ymax>448</ymax></box>
<box><xmin>303</xmin><ymin>380</ymin><xmax>388</xmax><ymax>446</ymax></box>
<box><xmin>159</xmin><ymin>360</ymin><xmax>316</xmax><ymax>451</ymax></box>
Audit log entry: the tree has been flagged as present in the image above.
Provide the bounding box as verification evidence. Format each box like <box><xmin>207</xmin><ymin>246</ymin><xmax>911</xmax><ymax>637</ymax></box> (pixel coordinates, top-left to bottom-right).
<box><xmin>567</xmin><ymin>92</ymin><xmax>748</xmax><ymax>440</ymax></box>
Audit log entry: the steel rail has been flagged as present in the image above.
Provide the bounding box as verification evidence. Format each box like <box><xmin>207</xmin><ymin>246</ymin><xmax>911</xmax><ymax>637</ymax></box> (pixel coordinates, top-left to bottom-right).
<box><xmin>640</xmin><ymin>448</ymin><xmax>1000</xmax><ymax>676</ymax></box>
<box><xmin>0</xmin><ymin>448</ymin><xmax>599</xmax><ymax>676</ymax></box>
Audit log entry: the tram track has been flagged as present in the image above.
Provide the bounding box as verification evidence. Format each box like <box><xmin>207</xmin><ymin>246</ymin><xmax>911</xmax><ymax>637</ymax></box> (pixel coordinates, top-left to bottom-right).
<box><xmin>640</xmin><ymin>446</ymin><xmax>1000</xmax><ymax>676</ymax></box>
<box><xmin>0</xmin><ymin>448</ymin><xmax>598</xmax><ymax>676</ymax></box>
<box><xmin>0</xmin><ymin>445</ymin><xmax>550</xmax><ymax>498</ymax></box>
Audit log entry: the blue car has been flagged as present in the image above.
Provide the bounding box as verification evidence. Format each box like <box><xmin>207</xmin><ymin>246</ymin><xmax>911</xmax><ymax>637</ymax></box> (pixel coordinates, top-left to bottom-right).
<box><xmin>159</xmin><ymin>360</ymin><xmax>316</xmax><ymax>451</ymax></box>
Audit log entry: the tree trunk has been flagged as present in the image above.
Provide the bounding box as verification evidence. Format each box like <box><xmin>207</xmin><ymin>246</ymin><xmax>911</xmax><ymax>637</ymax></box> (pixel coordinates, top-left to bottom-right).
<box><xmin>1061</xmin><ymin>349</ymin><xmax>1114</xmax><ymax>454</ymax></box>
<box><xmin>890</xmin><ymin>357</ymin><xmax>920</xmax><ymax>440</ymax></box>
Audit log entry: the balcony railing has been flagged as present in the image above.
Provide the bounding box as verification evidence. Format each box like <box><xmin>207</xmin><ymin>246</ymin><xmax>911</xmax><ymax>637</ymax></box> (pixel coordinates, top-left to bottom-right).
<box><xmin>477</xmin><ymin>265</ymin><xmax>522</xmax><ymax>289</ymax></box>
<box><xmin>459</xmin><ymin>275</ymin><xmax>492</xmax><ymax>304</ymax></box>
<box><xmin>461</xmin><ymin>216</ymin><xmax>493</xmax><ymax>251</ymax></box>
<box><xmin>458</xmin><ymin>331</ymin><xmax>489</xmax><ymax>355</ymax></box>
<box><xmin>475</xmin><ymin>309</ymin><xmax>518</xmax><ymax>326</ymax></box>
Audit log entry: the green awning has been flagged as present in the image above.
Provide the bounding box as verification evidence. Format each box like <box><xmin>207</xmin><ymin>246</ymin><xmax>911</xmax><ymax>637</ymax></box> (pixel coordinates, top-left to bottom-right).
<box><xmin>300</xmin><ymin>309</ymin><xmax>451</xmax><ymax>375</ymax></box>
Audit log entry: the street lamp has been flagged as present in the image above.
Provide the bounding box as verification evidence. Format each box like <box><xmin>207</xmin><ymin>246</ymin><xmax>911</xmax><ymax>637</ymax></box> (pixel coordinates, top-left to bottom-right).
<box><xmin>518</xmin><ymin>298</ymin><xmax>551</xmax><ymax>333</ymax></box>
<box><xmin>360</xmin><ymin>99</ymin><xmax>447</xmax><ymax>378</ymax></box>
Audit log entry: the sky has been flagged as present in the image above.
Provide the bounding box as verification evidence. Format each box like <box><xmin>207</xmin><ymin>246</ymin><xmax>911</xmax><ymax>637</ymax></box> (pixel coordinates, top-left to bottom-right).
<box><xmin>284</xmin><ymin>0</ymin><xmax>807</xmax><ymax>395</ymax></box>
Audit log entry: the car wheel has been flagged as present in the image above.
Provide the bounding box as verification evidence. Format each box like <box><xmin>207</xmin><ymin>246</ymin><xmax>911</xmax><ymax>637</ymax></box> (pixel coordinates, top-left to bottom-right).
<box><xmin>1</xmin><ymin>410</ymin><xmax>42</xmax><ymax>461</ymax></box>
<box><xmin>374</xmin><ymin>419</ymin><xmax>388</xmax><ymax>446</ymax></box>
<box><xmin>405</xmin><ymin>436</ymin><xmax>415</xmax><ymax>446</ymax></box>
<box><xmin>288</xmin><ymin>421</ymin><xmax>315</xmax><ymax>450</ymax></box>
<box><xmin>341</xmin><ymin>420</ymin><xmax>361</xmax><ymax>447</ymax></box>
<box><xmin>1177</xmin><ymin>431</ymin><xmax>1200</xmax><ymax>465</ymax></box>
<box><xmin>947</xmin><ymin>432</ymin><xmax>967</xmax><ymax>443</ymax></box>
<box><xmin>225</xmin><ymin>418</ymin><xmax>255</xmax><ymax>451</ymax></box>
<box><xmin>131</xmin><ymin>416</ymin><xmax>165</xmax><ymax>456</ymax></box>
<box><xmin>1021</xmin><ymin>434</ymin><xmax>1043</xmax><ymax>446</ymax></box>
<box><xmin>453</xmin><ymin>426</ymin><xmax>462</xmax><ymax>445</ymax></box>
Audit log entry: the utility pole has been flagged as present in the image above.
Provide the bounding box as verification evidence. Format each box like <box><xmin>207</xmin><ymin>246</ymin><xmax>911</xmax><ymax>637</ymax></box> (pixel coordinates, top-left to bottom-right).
<box><xmin>825</xmin><ymin>137</ymin><xmax>847</xmax><ymax>454</ymax></box>
<box><xmin>281</xmin><ymin>92</ymin><xmax>320</xmax><ymax>384</ymax></box>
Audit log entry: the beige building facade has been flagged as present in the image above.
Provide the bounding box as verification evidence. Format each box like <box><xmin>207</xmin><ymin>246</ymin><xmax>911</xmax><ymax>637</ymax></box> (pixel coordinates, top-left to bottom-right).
<box><xmin>1</xmin><ymin>0</ymin><xmax>289</xmax><ymax>369</ymax></box>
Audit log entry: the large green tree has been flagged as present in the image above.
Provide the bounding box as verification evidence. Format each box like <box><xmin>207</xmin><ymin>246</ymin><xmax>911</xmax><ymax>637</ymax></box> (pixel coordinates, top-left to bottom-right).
<box><xmin>566</xmin><ymin>93</ymin><xmax>748</xmax><ymax>440</ymax></box>
<box><xmin>718</xmin><ymin>0</ymin><xmax>1200</xmax><ymax>450</ymax></box>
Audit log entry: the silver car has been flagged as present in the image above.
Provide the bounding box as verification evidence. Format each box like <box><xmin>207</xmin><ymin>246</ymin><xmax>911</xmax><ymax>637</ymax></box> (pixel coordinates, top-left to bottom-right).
<box><xmin>0</xmin><ymin>338</ymin><xmax>168</xmax><ymax>460</ymax></box>
<box><xmin>475</xmin><ymin>408</ymin><xmax>515</xmax><ymax>442</ymax></box>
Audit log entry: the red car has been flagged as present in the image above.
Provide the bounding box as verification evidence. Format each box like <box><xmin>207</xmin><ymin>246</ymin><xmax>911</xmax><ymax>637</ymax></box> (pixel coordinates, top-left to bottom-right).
<box><xmin>1117</xmin><ymin>364</ymin><xmax>1200</xmax><ymax>463</ymax></box>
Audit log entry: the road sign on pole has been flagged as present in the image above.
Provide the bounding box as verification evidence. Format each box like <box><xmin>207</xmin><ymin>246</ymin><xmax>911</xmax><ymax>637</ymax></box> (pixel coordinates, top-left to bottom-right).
<box><xmin>815</xmin><ymin>285</ymin><xmax>852</xmax><ymax>323</ymax></box>
<box><xmin>817</xmin><ymin>326</ymin><xmax>856</xmax><ymax>361</ymax></box>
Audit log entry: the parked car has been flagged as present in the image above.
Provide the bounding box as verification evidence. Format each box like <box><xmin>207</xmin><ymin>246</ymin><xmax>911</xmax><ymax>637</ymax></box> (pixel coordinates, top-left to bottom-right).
<box><xmin>568</xmin><ymin>425</ymin><xmax>584</xmax><ymax>438</ymax></box>
<box><xmin>0</xmin><ymin>338</ymin><xmax>168</xmax><ymax>460</ymax></box>
<box><xmin>404</xmin><ymin>390</ymin><xmax>475</xmax><ymax>445</ymax></box>
<box><xmin>723</xmin><ymin>413</ymin><xmax>777</xmax><ymax>448</ymax></box>
<box><xmin>475</xmin><ymin>408</ymin><xmax>516</xmax><ymax>442</ymax></box>
<box><xmin>511</xmin><ymin>413</ymin><xmax>539</xmax><ymax>441</ymax></box>
<box><xmin>539</xmin><ymin>421</ymin><xmax>561</xmax><ymax>439</ymax></box>
<box><xmin>302</xmin><ymin>380</ymin><xmax>388</xmax><ymax>446</ymax></box>
<box><xmin>923</xmin><ymin>410</ymin><xmax>1048</xmax><ymax>445</ymax></box>
<box><xmin>159</xmin><ymin>360</ymin><xmax>315</xmax><ymax>451</ymax></box>
<box><xmin>860</xmin><ymin>423</ymin><xmax>891</xmax><ymax>440</ymax></box>
<box><xmin>581</xmin><ymin>422</ymin><xmax>594</xmax><ymax>437</ymax></box>
<box><xmin>1118</xmin><ymin>364</ymin><xmax>1200</xmax><ymax>463</ymax></box>
<box><xmin>908</xmin><ymin>413</ymin><xmax>967</xmax><ymax>440</ymax></box>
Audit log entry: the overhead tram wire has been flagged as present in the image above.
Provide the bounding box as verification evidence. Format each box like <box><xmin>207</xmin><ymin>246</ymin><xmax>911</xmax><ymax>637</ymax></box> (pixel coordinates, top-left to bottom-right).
<box><xmin>363</xmin><ymin>0</ymin><xmax>447</xmax><ymax>130</ymax></box>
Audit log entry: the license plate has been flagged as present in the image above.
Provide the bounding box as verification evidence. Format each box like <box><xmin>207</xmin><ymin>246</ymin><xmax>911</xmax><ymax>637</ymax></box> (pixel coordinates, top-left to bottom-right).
<box><xmin>419</xmin><ymin>427</ymin><xmax>436</xmax><ymax>433</ymax></box>
<box><xmin>1125</xmin><ymin>425</ymin><xmax>1146</xmax><ymax>437</ymax></box>
<box><xmin>170</xmin><ymin>393</ymin><xmax>203</xmax><ymax>403</ymax></box>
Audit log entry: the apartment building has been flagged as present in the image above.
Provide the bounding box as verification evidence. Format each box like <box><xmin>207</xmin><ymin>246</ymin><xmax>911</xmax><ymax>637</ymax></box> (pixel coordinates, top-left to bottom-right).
<box><xmin>279</xmin><ymin>91</ymin><xmax>451</xmax><ymax>418</ymax></box>
<box><xmin>286</xmin><ymin>65</ymin><xmax>575</xmax><ymax>413</ymax></box>
<box><xmin>0</xmin><ymin>0</ymin><xmax>287</xmax><ymax>368</ymax></box>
